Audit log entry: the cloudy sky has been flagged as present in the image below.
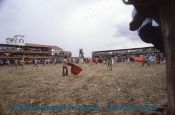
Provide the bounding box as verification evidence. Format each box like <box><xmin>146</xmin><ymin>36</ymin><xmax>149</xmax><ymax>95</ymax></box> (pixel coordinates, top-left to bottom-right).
<box><xmin>0</xmin><ymin>0</ymin><xmax>152</xmax><ymax>57</ymax></box>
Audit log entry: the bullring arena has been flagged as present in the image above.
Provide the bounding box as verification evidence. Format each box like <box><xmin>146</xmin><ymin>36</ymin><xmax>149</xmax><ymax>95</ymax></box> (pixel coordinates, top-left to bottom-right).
<box><xmin>0</xmin><ymin>62</ymin><xmax>167</xmax><ymax>115</ymax></box>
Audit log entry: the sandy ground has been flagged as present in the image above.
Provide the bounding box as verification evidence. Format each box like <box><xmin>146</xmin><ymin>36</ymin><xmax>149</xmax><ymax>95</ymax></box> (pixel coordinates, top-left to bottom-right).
<box><xmin>0</xmin><ymin>62</ymin><xmax>167</xmax><ymax>115</ymax></box>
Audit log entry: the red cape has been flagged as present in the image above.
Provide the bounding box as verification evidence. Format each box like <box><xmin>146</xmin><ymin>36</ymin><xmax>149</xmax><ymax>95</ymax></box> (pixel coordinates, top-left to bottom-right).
<box><xmin>67</xmin><ymin>63</ymin><xmax>82</xmax><ymax>75</ymax></box>
<box><xmin>134</xmin><ymin>57</ymin><xmax>145</xmax><ymax>62</ymax></box>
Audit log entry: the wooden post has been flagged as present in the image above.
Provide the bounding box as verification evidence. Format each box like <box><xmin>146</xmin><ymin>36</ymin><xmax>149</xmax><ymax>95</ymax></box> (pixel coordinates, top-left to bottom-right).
<box><xmin>159</xmin><ymin>0</ymin><xmax>175</xmax><ymax>114</ymax></box>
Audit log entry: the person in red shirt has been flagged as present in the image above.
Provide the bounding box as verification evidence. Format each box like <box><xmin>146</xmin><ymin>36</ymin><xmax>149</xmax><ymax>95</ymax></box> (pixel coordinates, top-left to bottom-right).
<box><xmin>156</xmin><ymin>53</ymin><xmax>161</xmax><ymax>64</ymax></box>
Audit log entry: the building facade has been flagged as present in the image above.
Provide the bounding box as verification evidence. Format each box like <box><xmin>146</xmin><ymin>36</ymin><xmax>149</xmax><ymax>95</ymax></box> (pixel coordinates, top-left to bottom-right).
<box><xmin>92</xmin><ymin>46</ymin><xmax>160</xmax><ymax>59</ymax></box>
<box><xmin>6</xmin><ymin>35</ymin><xmax>25</xmax><ymax>46</ymax></box>
<box><xmin>0</xmin><ymin>35</ymin><xmax>71</xmax><ymax>65</ymax></box>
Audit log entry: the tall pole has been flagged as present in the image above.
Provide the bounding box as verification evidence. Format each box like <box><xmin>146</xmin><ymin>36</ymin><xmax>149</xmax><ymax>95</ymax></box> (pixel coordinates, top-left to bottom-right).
<box><xmin>160</xmin><ymin>0</ymin><xmax>175</xmax><ymax>114</ymax></box>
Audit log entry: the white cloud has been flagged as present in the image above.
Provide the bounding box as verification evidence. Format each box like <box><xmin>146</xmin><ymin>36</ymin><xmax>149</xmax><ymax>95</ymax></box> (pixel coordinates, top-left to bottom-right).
<box><xmin>0</xmin><ymin>0</ymin><xmax>152</xmax><ymax>57</ymax></box>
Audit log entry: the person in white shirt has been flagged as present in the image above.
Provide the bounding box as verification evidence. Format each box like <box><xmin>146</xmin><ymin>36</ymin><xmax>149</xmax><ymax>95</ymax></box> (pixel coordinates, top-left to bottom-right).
<box><xmin>14</xmin><ymin>59</ymin><xmax>18</xmax><ymax>69</ymax></box>
<box><xmin>33</xmin><ymin>59</ymin><xmax>38</xmax><ymax>70</ymax></box>
<box><xmin>63</xmin><ymin>56</ymin><xmax>68</xmax><ymax>76</ymax></box>
<box><xmin>20</xmin><ymin>58</ymin><xmax>25</xmax><ymax>69</ymax></box>
<box><xmin>6</xmin><ymin>59</ymin><xmax>10</xmax><ymax>67</ymax></box>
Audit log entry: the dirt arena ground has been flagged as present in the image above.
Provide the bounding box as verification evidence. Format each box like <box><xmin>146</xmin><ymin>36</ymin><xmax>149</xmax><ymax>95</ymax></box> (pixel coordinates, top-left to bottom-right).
<box><xmin>0</xmin><ymin>62</ymin><xmax>167</xmax><ymax>115</ymax></box>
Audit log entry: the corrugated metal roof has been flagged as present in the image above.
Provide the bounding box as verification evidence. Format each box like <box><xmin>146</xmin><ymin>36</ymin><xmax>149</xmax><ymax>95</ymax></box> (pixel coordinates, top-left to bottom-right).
<box><xmin>25</xmin><ymin>43</ymin><xmax>62</xmax><ymax>50</ymax></box>
<box><xmin>0</xmin><ymin>43</ymin><xmax>63</xmax><ymax>50</ymax></box>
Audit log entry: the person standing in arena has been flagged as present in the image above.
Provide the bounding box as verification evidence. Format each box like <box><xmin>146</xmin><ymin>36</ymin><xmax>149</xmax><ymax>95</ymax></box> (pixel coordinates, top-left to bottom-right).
<box><xmin>14</xmin><ymin>59</ymin><xmax>18</xmax><ymax>69</ymax></box>
<box><xmin>33</xmin><ymin>59</ymin><xmax>38</xmax><ymax>70</ymax></box>
<box><xmin>156</xmin><ymin>53</ymin><xmax>161</xmax><ymax>64</ymax></box>
<box><xmin>63</xmin><ymin>56</ymin><xmax>68</xmax><ymax>77</ymax></box>
<box><xmin>20</xmin><ymin>58</ymin><xmax>25</xmax><ymax>69</ymax></box>
<box><xmin>106</xmin><ymin>56</ymin><xmax>112</xmax><ymax>71</ymax></box>
<box><xmin>6</xmin><ymin>59</ymin><xmax>10</xmax><ymax>67</ymax></box>
<box><xmin>142</xmin><ymin>55</ymin><xmax>150</xmax><ymax>67</ymax></box>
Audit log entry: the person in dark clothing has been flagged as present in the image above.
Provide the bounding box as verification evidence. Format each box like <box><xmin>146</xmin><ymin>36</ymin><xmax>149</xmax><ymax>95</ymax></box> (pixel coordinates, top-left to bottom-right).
<box><xmin>142</xmin><ymin>55</ymin><xmax>150</xmax><ymax>67</ymax></box>
<box><xmin>106</xmin><ymin>56</ymin><xmax>112</xmax><ymax>71</ymax></box>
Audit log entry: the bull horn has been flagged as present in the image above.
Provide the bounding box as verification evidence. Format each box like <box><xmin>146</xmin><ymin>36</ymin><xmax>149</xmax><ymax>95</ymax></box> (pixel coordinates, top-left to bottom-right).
<box><xmin>122</xmin><ymin>0</ymin><xmax>133</xmax><ymax>4</ymax></box>
<box><xmin>122</xmin><ymin>0</ymin><xmax>141</xmax><ymax>5</ymax></box>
